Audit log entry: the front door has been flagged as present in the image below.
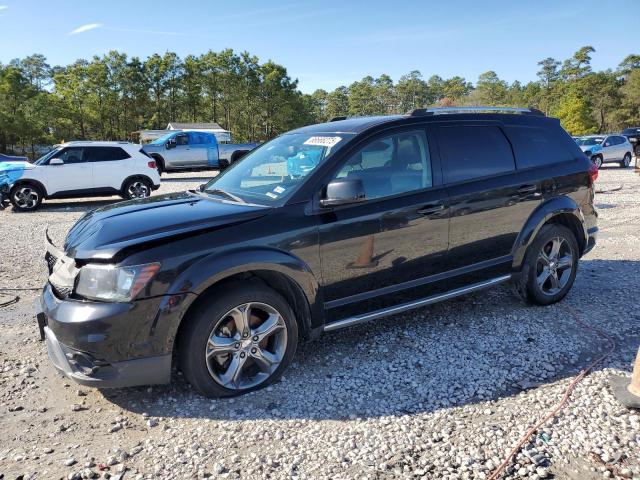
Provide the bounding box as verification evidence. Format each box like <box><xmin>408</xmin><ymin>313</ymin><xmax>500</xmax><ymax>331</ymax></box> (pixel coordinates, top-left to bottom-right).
<box><xmin>44</xmin><ymin>147</ymin><xmax>92</xmax><ymax>195</ymax></box>
<box><xmin>317</xmin><ymin>128</ymin><xmax>449</xmax><ymax>322</ymax></box>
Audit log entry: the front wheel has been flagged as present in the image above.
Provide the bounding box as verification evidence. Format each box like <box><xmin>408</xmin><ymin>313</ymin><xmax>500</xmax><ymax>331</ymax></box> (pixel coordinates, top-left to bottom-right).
<box><xmin>10</xmin><ymin>183</ymin><xmax>43</xmax><ymax>211</ymax></box>
<box><xmin>122</xmin><ymin>177</ymin><xmax>152</xmax><ymax>200</ymax></box>
<box><xmin>592</xmin><ymin>155</ymin><xmax>603</xmax><ymax>169</ymax></box>
<box><xmin>179</xmin><ymin>282</ymin><xmax>298</xmax><ymax>397</ymax></box>
<box><xmin>620</xmin><ymin>153</ymin><xmax>631</xmax><ymax>168</ymax></box>
<box><xmin>512</xmin><ymin>224</ymin><xmax>579</xmax><ymax>306</ymax></box>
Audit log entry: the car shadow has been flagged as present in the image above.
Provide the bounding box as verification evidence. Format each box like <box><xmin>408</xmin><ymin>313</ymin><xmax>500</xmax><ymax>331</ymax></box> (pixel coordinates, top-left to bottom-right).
<box><xmin>102</xmin><ymin>258</ymin><xmax>639</xmax><ymax>421</ymax></box>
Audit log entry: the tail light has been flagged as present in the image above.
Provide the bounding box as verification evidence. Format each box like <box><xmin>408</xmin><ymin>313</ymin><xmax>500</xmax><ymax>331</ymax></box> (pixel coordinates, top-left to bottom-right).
<box><xmin>147</xmin><ymin>160</ymin><xmax>157</xmax><ymax>169</ymax></box>
<box><xmin>588</xmin><ymin>163</ymin><xmax>598</xmax><ymax>185</ymax></box>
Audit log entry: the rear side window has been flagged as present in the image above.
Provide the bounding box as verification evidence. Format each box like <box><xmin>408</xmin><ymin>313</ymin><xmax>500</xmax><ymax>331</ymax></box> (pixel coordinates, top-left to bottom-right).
<box><xmin>436</xmin><ymin>125</ymin><xmax>515</xmax><ymax>183</ymax></box>
<box><xmin>504</xmin><ymin>124</ymin><xmax>579</xmax><ymax>169</ymax></box>
<box><xmin>85</xmin><ymin>147</ymin><xmax>131</xmax><ymax>162</ymax></box>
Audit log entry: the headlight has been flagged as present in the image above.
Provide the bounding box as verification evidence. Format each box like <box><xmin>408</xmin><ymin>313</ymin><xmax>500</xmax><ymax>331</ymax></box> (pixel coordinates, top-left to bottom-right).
<box><xmin>75</xmin><ymin>263</ymin><xmax>160</xmax><ymax>302</ymax></box>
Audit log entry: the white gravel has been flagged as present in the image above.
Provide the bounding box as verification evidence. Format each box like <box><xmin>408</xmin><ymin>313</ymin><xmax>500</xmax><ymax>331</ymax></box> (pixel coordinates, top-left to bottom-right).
<box><xmin>1</xmin><ymin>167</ymin><xmax>639</xmax><ymax>479</ymax></box>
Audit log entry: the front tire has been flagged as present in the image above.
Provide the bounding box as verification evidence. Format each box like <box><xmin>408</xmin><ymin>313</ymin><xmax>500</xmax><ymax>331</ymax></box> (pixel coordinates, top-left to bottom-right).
<box><xmin>122</xmin><ymin>177</ymin><xmax>152</xmax><ymax>200</ymax></box>
<box><xmin>179</xmin><ymin>282</ymin><xmax>298</xmax><ymax>398</ymax></box>
<box><xmin>620</xmin><ymin>153</ymin><xmax>631</xmax><ymax>168</ymax></box>
<box><xmin>9</xmin><ymin>183</ymin><xmax>43</xmax><ymax>211</ymax></box>
<box><xmin>592</xmin><ymin>155</ymin><xmax>603</xmax><ymax>169</ymax></box>
<box><xmin>512</xmin><ymin>224</ymin><xmax>579</xmax><ymax>306</ymax></box>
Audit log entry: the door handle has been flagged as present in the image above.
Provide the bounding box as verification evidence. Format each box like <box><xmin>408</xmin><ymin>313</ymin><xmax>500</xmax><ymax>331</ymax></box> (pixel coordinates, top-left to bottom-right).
<box><xmin>515</xmin><ymin>185</ymin><xmax>541</xmax><ymax>198</ymax></box>
<box><xmin>417</xmin><ymin>204</ymin><xmax>445</xmax><ymax>216</ymax></box>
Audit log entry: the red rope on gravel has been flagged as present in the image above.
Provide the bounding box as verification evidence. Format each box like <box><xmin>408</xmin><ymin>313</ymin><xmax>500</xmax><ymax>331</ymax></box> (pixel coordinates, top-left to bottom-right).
<box><xmin>487</xmin><ymin>305</ymin><xmax>616</xmax><ymax>480</ymax></box>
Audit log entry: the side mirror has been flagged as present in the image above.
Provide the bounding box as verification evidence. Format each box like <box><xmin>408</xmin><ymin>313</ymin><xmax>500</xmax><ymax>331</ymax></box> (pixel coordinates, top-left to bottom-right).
<box><xmin>166</xmin><ymin>139</ymin><xmax>176</xmax><ymax>149</ymax></box>
<box><xmin>49</xmin><ymin>158</ymin><xmax>64</xmax><ymax>166</ymax></box>
<box><xmin>198</xmin><ymin>184</ymin><xmax>206</xmax><ymax>192</ymax></box>
<box><xmin>320</xmin><ymin>178</ymin><xmax>366</xmax><ymax>208</ymax></box>
<box><xmin>604</xmin><ymin>142</ymin><xmax>610</xmax><ymax>147</ymax></box>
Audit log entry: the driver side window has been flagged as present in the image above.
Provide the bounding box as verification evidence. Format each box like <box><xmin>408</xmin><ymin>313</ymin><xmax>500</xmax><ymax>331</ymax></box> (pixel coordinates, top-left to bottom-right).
<box><xmin>332</xmin><ymin>130</ymin><xmax>432</xmax><ymax>200</ymax></box>
<box><xmin>55</xmin><ymin>147</ymin><xmax>85</xmax><ymax>164</ymax></box>
<box><xmin>176</xmin><ymin>134</ymin><xmax>189</xmax><ymax>146</ymax></box>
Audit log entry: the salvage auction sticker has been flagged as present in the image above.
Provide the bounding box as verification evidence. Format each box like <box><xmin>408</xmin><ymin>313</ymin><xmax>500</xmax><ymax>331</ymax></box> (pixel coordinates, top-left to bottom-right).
<box><xmin>304</xmin><ymin>136</ymin><xmax>342</xmax><ymax>148</ymax></box>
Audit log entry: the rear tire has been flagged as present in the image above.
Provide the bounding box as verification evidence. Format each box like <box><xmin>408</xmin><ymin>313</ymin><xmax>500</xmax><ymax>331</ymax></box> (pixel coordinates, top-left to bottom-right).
<box><xmin>620</xmin><ymin>153</ymin><xmax>631</xmax><ymax>168</ymax></box>
<box><xmin>512</xmin><ymin>224</ymin><xmax>579</xmax><ymax>306</ymax></box>
<box><xmin>9</xmin><ymin>183</ymin><xmax>43</xmax><ymax>212</ymax></box>
<box><xmin>179</xmin><ymin>281</ymin><xmax>298</xmax><ymax>398</ymax></box>
<box><xmin>122</xmin><ymin>177</ymin><xmax>152</xmax><ymax>200</ymax></box>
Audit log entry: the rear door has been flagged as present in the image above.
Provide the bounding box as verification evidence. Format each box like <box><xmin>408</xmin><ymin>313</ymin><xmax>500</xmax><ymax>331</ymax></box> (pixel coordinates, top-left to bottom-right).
<box><xmin>44</xmin><ymin>147</ymin><xmax>92</xmax><ymax>195</ymax></box>
<box><xmin>601</xmin><ymin>136</ymin><xmax>617</xmax><ymax>162</ymax></box>
<box><xmin>187</xmin><ymin>132</ymin><xmax>210</xmax><ymax>167</ymax></box>
<box><xmin>436</xmin><ymin>122</ymin><xmax>543</xmax><ymax>273</ymax></box>
<box><xmin>317</xmin><ymin>127</ymin><xmax>450</xmax><ymax>322</ymax></box>
<box><xmin>86</xmin><ymin>146</ymin><xmax>132</xmax><ymax>192</ymax></box>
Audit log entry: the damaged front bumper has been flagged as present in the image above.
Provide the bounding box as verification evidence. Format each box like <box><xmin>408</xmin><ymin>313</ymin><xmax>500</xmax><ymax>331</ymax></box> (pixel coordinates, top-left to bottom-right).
<box><xmin>36</xmin><ymin>284</ymin><xmax>172</xmax><ymax>388</ymax></box>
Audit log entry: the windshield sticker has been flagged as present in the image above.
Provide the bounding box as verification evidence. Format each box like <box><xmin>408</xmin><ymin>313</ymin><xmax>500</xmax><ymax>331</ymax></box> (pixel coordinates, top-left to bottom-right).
<box><xmin>273</xmin><ymin>186</ymin><xmax>285</xmax><ymax>194</ymax></box>
<box><xmin>303</xmin><ymin>136</ymin><xmax>342</xmax><ymax>148</ymax></box>
<box><xmin>265</xmin><ymin>192</ymin><xmax>278</xmax><ymax>199</ymax></box>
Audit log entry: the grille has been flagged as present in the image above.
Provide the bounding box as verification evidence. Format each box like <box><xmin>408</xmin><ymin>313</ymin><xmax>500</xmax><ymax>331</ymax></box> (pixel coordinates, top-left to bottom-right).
<box><xmin>51</xmin><ymin>283</ymin><xmax>73</xmax><ymax>299</ymax></box>
<box><xmin>45</xmin><ymin>251</ymin><xmax>57</xmax><ymax>275</ymax></box>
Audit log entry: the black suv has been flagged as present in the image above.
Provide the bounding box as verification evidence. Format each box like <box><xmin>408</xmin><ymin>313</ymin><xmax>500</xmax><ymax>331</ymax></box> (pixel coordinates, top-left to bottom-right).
<box><xmin>36</xmin><ymin>107</ymin><xmax>598</xmax><ymax>397</ymax></box>
<box><xmin>622</xmin><ymin>127</ymin><xmax>640</xmax><ymax>157</ymax></box>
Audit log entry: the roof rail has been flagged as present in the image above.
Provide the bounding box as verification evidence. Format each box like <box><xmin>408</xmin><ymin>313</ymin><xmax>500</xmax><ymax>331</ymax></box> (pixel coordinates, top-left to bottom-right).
<box><xmin>329</xmin><ymin>116</ymin><xmax>348</xmax><ymax>122</ymax></box>
<box><xmin>408</xmin><ymin>106</ymin><xmax>545</xmax><ymax>117</ymax></box>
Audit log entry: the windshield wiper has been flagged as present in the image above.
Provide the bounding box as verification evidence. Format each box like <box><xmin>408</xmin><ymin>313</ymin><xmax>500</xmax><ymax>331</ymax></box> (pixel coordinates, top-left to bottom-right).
<box><xmin>203</xmin><ymin>188</ymin><xmax>246</xmax><ymax>204</ymax></box>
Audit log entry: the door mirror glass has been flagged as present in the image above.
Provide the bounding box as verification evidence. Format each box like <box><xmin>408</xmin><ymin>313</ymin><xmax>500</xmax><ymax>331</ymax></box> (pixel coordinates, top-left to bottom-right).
<box><xmin>320</xmin><ymin>178</ymin><xmax>366</xmax><ymax>207</ymax></box>
<box><xmin>49</xmin><ymin>158</ymin><xmax>64</xmax><ymax>166</ymax></box>
<box><xmin>166</xmin><ymin>138</ymin><xmax>177</xmax><ymax>149</ymax></box>
<box><xmin>604</xmin><ymin>142</ymin><xmax>611</xmax><ymax>147</ymax></box>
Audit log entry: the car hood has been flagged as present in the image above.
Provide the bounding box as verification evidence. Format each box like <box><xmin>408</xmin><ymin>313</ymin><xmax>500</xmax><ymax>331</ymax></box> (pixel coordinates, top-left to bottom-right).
<box><xmin>63</xmin><ymin>191</ymin><xmax>272</xmax><ymax>260</ymax></box>
<box><xmin>0</xmin><ymin>160</ymin><xmax>35</xmax><ymax>173</ymax></box>
<box><xmin>578</xmin><ymin>145</ymin><xmax>602</xmax><ymax>153</ymax></box>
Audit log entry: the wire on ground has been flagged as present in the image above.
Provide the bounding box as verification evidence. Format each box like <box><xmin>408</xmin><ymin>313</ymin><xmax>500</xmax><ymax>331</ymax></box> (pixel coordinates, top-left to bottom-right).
<box><xmin>487</xmin><ymin>304</ymin><xmax>616</xmax><ymax>480</ymax></box>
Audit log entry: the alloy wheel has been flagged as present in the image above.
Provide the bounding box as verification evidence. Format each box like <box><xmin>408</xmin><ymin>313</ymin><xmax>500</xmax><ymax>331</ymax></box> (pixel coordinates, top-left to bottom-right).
<box><xmin>205</xmin><ymin>302</ymin><xmax>288</xmax><ymax>390</ymax></box>
<box><xmin>13</xmin><ymin>186</ymin><xmax>39</xmax><ymax>209</ymax></box>
<box><xmin>536</xmin><ymin>236</ymin><xmax>574</xmax><ymax>296</ymax></box>
<box><xmin>127</xmin><ymin>181</ymin><xmax>150</xmax><ymax>198</ymax></box>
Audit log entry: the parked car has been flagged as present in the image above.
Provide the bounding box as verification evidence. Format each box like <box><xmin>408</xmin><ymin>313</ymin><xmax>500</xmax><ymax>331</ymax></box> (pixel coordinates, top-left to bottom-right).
<box><xmin>0</xmin><ymin>153</ymin><xmax>29</xmax><ymax>162</ymax></box>
<box><xmin>0</xmin><ymin>141</ymin><xmax>160</xmax><ymax>211</ymax></box>
<box><xmin>141</xmin><ymin>130</ymin><xmax>258</xmax><ymax>174</ymax></box>
<box><xmin>36</xmin><ymin>107</ymin><xmax>597</xmax><ymax>398</ymax></box>
<box><xmin>575</xmin><ymin>134</ymin><xmax>633</xmax><ymax>168</ymax></box>
<box><xmin>621</xmin><ymin>127</ymin><xmax>640</xmax><ymax>157</ymax></box>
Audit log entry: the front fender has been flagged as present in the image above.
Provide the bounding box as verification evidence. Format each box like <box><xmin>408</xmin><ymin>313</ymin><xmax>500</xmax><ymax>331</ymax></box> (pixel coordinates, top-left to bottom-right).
<box><xmin>511</xmin><ymin>196</ymin><xmax>587</xmax><ymax>269</ymax></box>
<box><xmin>156</xmin><ymin>247</ymin><xmax>322</xmax><ymax>350</ymax></box>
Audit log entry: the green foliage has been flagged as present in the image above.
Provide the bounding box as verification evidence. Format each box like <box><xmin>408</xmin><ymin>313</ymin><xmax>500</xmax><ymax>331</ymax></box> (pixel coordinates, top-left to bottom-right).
<box><xmin>1</xmin><ymin>45</ymin><xmax>640</xmax><ymax>155</ymax></box>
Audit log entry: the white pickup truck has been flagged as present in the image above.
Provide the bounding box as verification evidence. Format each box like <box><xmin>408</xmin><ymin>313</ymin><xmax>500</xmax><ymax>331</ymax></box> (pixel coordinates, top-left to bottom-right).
<box><xmin>141</xmin><ymin>131</ymin><xmax>258</xmax><ymax>174</ymax></box>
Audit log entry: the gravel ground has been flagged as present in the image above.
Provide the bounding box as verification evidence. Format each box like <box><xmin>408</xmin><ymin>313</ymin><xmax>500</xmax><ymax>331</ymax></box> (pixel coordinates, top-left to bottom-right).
<box><xmin>0</xmin><ymin>167</ymin><xmax>639</xmax><ymax>480</ymax></box>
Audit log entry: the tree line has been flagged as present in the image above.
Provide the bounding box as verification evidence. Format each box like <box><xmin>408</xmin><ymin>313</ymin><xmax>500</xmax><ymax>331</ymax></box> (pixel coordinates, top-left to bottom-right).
<box><xmin>1</xmin><ymin>46</ymin><xmax>639</xmax><ymax>157</ymax></box>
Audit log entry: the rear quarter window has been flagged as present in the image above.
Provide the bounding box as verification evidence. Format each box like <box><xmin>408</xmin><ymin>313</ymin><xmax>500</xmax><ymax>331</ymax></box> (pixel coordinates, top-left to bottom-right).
<box><xmin>436</xmin><ymin>125</ymin><xmax>515</xmax><ymax>183</ymax></box>
<box><xmin>504</xmin><ymin>124</ymin><xmax>581</xmax><ymax>169</ymax></box>
<box><xmin>85</xmin><ymin>147</ymin><xmax>131</xmax><ymax>162</ymax></box>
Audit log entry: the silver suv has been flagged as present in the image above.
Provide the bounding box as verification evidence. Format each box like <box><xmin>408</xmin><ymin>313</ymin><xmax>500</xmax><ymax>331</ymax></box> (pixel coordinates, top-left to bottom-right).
<box><xmin>575</xmin><ymin>134</ymin><xmax>633</xmax><ymax>168</ymax></box>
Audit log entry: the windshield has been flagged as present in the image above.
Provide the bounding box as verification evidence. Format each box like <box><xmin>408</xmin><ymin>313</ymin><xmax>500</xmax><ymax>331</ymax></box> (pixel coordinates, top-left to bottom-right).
<box><xmin>150</xmin><ymin>133</ymin><xmax>176</xmax><ymax>145</ymax></box>
<box><xmin>34</xmin><ymin>147</ymin><xmax>61</xmax><ymax>165</ymax></box>
<box><xmin>203</xmin><ymin>133</ymin><xmax>352</xmax><ymax>205</ymax></box>
<box><xmin>575</xmin><ymin>137</ymin><xmax>603</xmax><ymax>146</ymax></box>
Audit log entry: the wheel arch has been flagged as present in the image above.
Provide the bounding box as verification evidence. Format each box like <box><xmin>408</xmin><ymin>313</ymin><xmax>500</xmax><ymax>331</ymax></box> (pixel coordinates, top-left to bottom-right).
<box><xmin>150</xmin><ymin>153</ymin><xmax>165</xmax><ymax>168</ymax></box>
<box><xmin>10</xmin><ymin>178</ymin><xmax>48</xmax><ymax>198</ymax></box>
<box><xmin>512</xmin><ymin>196</ymin><xmax>587</xmax><ymax>269</ymax></box>
<box><xmin>167</xmin><ymin>248</ymin><xmax>323</xmax><ymax>357</ymax></box>
<box><xmin>120</xmin><ymin>174</ymin><xmax>154</xmax><ymax>192</ymax></box>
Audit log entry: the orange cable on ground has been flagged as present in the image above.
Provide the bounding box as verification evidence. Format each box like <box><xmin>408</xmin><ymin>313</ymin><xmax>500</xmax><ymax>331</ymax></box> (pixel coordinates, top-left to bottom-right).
<box><xmin>487</xmin><ymin>305</ymin><xmax>616</xmax><ymax>480</ymax></box>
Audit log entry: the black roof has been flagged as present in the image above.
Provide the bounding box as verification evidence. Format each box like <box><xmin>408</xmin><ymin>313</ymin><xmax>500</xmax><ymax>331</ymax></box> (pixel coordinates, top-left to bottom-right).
<box><xmin>288</xmin><ymin>112</ymin><xmax>557</xmax><ymax>136</ymax></box>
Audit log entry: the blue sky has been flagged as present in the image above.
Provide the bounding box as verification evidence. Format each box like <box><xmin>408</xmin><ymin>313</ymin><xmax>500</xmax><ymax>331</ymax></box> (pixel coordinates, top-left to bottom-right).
<box><xmin>0</xmin><ymin>0</ymin><xmax>637</xmax><ymax>93</ymax></box>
